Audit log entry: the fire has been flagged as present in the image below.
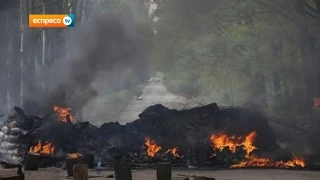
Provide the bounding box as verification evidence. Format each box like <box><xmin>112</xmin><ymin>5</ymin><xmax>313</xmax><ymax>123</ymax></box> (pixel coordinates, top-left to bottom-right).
<box><xmin>67</xmin><ymin>153</ymin><xmax>82</xmax><ymax>159</ymax></box>
<box><xmin>53</xmin><ymin>105</ymin><xmax>75</xmax><ymax>122</ymax></box>
<box><xmin>165</xmin><ymin>147</ymin><xmax>180</xmax><ymax>158</ymax></box>
<box><xmin>210</xmin><ymin>131</ymin><xmax>306</xmax><ymax>168</ymax></box>
<box><xmin>210</xmin><ymin>131</ymin><xmax>257</xmax><ymax>154</ymax></box>
<box><xmin>231</xmin><ymin>156</ymin><xmax>306</xmax><ymax>168</ymax></box>
<box><xmin>29</xmin><ymin>140</ymin><xmax>55</xmax><ymax>156</ymax></box>
<box><xmin>144</xmin><ymin>137</ymin><xmax>161</xmax><ymax>157</ymax></box>
<box><xmin>242</xmin><ymin>131</ymin><xmax>257</xmax><ymax>154</ymax></box>
<box><xmin>313</xmin><ymin>97</ymin><xmax>320</xmax><ymax>110</ymax></box>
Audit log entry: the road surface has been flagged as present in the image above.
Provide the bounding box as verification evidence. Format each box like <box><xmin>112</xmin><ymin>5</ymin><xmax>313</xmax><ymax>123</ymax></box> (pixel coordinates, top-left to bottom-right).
<box><xmin>117</xmin><ymin>82</ymin><xmax>187</xmax><ymax>124</ymax></box>
<box><xmin>1</xmin><ymin>168</ymin><xmax>320</xmax><ymax>180</ymax></box>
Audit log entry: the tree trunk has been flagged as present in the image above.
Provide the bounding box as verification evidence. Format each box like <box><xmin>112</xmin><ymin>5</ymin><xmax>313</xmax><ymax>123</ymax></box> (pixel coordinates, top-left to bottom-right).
<box><xmin>84</xmin><ymin>0</ymin><xmax>93</xmax><ymax>18</ymax></box>
<box><xmin>6</xmin><ymin>17</ymin><xmax>12</xmax><ymax>111</ymax></box>
<box><xmin>41</xmin><ymin>0</ymin><xmax>46</xmax><ymax>97</ymax></box>
<box><xmin>72</xmin><ymin>0</ymin><xmax>78</xmax><ymax>16</ymax></box>
<box><xmin>69</xmin><ymin>0</ymin><xmax>73</xmax><ymax>13</ymax></box>
<box><xmin>78</xmin><ymin>0</ymin><xmax>85</xmax><ymax>22</ymax></box>
<box><xmin>19</xmin><ymin>0</ymin><xmax>26</xmax><ymax>108</ymax></box>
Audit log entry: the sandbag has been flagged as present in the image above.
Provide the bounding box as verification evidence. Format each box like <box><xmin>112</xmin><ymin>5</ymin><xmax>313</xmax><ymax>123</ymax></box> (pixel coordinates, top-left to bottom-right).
<box><xmin>0</xmin><ymin>107</ymin><xmax>34</xmax><ymax>165</ymax></box>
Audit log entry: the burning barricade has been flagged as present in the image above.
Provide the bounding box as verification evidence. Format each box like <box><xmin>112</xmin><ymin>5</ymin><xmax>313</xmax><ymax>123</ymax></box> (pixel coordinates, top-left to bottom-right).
<box><xmin>209</xmin><ymin>131</ymin><xmax>305</xmax><ymax>168</ymax></box>
<box><xmin>0</xmin><ymin>103</ymin><xmax>311</xmax><ymax>170</ymax></box>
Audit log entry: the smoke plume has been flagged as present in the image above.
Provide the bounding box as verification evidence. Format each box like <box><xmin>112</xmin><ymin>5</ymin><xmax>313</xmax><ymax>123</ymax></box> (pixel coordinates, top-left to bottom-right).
<box><xmin>26</xmin><ymin>12</ymin><xmax>150</xmax><ymax>124</ymax></box>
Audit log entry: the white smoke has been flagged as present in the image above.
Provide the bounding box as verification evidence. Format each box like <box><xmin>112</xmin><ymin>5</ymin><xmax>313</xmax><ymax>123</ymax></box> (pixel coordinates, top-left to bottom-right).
<box><xmin>145</xmin><ymin>0</ymin><xmax>159</xmax><ymax>17</ymax></box>
<box><xmin>145</xmin><ymin>0</ymin><xmax>161</xmax><ymax>35</ymax></box>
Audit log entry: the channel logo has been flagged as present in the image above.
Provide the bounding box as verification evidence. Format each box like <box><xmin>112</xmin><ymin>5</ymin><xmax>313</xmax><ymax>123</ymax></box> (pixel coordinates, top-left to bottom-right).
<box><xmin>29</xmin><ymin>14</ymin><xmax>75</xmax><ymax>28</ymax></box>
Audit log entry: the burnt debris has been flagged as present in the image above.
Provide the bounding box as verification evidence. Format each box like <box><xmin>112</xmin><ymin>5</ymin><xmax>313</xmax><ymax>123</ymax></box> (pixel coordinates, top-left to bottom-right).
<box><xmin>0</xmin><ymin>103</ymin><xmax>303</xmax><ymax>169</ymax></box>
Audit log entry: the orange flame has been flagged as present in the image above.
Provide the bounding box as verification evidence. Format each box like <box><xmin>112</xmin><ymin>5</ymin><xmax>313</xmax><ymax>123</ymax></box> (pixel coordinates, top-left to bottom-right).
<box><xmin>231</xmin><ymin>156</ymin><xmax>306</xmax><ymax>168</ymax></box>
<box><xmin>67</xmin><ymin>153</ymin><xmax>82</xmax><ymax>159</ymax></box>
<box><xmin>144</xmin><ymin>137</ymin><xmax>161</xmax><ymax>157</ymax></box>
<box><xmin>210</xmin><ymin>131</ymin><xmax>306</xmax><ymax>168</ymax></box>
<box><xmin>313</xmin><ymin>97</ymin><xmax>320</xmax><ymax>110</ymax></box>
<box><xmin>210</xmin><ymin>131</ymin><xmax>257</xmax><ymax>154</ymax></box>
<box><xmin>53</xmin><ymin>106</ymin><xmax>75</xmax><ymax>122</ymax></box>
<box><xmin>242</xmin><ymin>131</ymin><xmax>258</xmax><ymax>154</ymax></box>
<box><xmin>29</xmin><ymin>140</ymin><xmax>55</xmax><ymax>156</ymax></box>
<box><xmin>165</xmin><ymin>147</ymin><xmax>180</xmax><ymax>158</ymax></box>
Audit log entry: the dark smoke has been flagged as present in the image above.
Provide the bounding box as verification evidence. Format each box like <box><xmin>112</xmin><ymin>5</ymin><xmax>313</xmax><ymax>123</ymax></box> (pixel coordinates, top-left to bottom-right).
<box><xmin>26</xmin><ymin>12</ymin><xmax>150</xmax><ymax>118</ymax></box>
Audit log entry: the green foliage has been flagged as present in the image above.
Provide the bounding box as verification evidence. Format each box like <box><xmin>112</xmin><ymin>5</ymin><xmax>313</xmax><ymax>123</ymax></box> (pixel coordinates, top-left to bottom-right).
<box><xmin>149</xmin><ymin>0</ymin><xmax>320</xmax><ymax>110</ymax></box>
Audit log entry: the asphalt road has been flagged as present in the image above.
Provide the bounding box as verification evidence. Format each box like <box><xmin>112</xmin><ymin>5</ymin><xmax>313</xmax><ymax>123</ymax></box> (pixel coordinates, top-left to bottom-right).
<box><xmin>117</xmin><ymin>82</ymin><xmax>186</xmax><ymax>124</ymax></box>
<box><xmin>1</xmin><ymin>168</ymin><xmax>320</xmax><ymax>180</ymax></box>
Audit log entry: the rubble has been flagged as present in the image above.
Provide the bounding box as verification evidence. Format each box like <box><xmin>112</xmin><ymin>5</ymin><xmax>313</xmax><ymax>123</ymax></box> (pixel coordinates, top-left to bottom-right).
<box><xmin>0</xmin><ymin>103</ymin><xmax>301</xmax><ymax>169</ymax></box>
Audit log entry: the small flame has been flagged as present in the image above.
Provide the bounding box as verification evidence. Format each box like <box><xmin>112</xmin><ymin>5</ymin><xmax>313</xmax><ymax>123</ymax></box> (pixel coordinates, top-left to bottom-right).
<box><xmin>67</xmin><ymin>153</ymin><xmax>82</xmax><ymax>159</ymax></box>
<box><xmin>313</xmin><ymin>97</ymin><xmax>320</xmax><ymax>110</ymax></box>
<box><xmin>53</xmin><ymin>106</ymin><xmax>75</xmax><ymax>122</ymax></box>
<box><xmin>144</xmin><ymin>137</ymin><xmax>161</xmax><ymax>157</ymax></box>
<box><xmin>210</xmin><ymin>131</ymin><xmax>306</xmax><ymax>168</ymax></box>
<box><xmin>29</xmin><ymin>140</ymin><xmax>55</xmax><ymax>156</ymax></box>
<box><xmin>165</xmin><ymin>147</ymin><xmax>180</xmax><ymax>158</ymax></box>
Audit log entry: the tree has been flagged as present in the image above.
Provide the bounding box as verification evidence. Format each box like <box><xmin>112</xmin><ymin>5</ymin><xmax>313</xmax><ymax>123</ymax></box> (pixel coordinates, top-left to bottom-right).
<box><xmin>149</xmin><ymin>0</ymin><xmax>320</xmax><ymax>114</ymax></box>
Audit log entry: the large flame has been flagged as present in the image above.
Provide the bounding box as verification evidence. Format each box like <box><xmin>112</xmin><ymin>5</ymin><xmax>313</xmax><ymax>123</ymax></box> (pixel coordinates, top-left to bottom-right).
<box><xmin>231</xmin><ymin>156</ymin><xmax>306</xmax><ymax>168</ymax></box>
<box><xmin>210</xmin><ymin>131</ymin><xmax>305</xmax><ymax>168</ymax></box>
<box><xmin>29</xmin><ymin>140</ymin><xmax>55</xmax><ymax>156</ymax></box>
<box><xmin>144</xmin><ymin>137</ymin><xmax>161</xmax><ymax>157</ymax></box>
<box><xmin>165</xmin><ymin>147</ymin><xmax>180</xmax><ymax>158</ymax></box>
<box><xmin>210</xmin><ymin>131</ymin><xmax>257</xmax><ymax>154</ymax></box>
<box><xmin>53</xmin><ymin>106</ymin><xmax>75</xmax><ymax>122</ymax></box>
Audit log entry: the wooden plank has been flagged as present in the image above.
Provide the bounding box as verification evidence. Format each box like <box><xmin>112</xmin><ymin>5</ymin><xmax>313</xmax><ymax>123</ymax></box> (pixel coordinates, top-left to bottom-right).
<box><xmin>177</xmin><ymin>174</ymin><xmax>216</xmax><ymax>180</ymax></box>
<box><xmin>194</xmin><ymin>176</ymin><xmax>216</xmax><ymax>180</ymax></box>
<box><xmin>73</xmin><ymin>164</ymin><xmax>88</xmax><ymax>180</ymax></box>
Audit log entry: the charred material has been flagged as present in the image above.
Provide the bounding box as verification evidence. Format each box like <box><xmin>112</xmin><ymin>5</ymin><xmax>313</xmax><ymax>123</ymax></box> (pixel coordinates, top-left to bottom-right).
<box><xmin>0</xmin><ymin>103</ymin><xmax>297</xmax><ymax>169</ymax></box>
<box><xmin>93</xmin><ymin>103</ymin><xmax>286</xmax><ymax>165</ymax></box>
<box><xmin>58</xmin><ymin>103</ymin><xmax>288</xmax><ymax>167</ymax></box>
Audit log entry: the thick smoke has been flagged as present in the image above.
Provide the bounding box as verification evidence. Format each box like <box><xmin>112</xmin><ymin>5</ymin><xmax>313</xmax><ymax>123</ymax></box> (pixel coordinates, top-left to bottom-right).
<box><xmin>29</xmin><ymin>12</ymin><xmax>149</xmax><ymax>123</ymax></box>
